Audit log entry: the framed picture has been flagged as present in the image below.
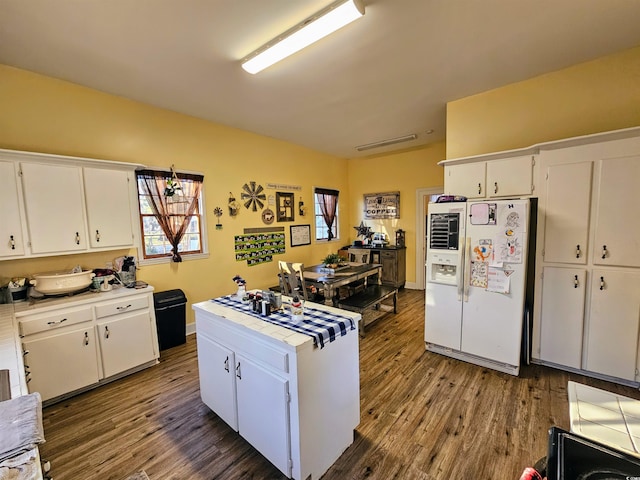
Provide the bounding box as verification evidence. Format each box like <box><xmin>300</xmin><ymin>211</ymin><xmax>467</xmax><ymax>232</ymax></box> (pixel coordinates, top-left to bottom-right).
<box><xmin>364</xmin><ymin>191</ymin><xmax>400</xmax><ymax>219</ymax></box>
<box><xmin>276</xmin><ymin>192</ymin><xmax>295</xmax><ymax>222</ymax></box>
<box><xmin>290</xmin><ymin>224</ymin><xmax>311</xmax><ymax>247</ymax></box>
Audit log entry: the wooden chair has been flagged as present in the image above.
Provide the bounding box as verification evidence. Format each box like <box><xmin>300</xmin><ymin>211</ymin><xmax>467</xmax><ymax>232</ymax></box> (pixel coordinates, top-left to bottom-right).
<box><xmin>346</xmin><ymin>248</ymin><xmax>372</xmax><ymax>296</ymax></box>
<box><xmin>348</xmin><ymin>248</ymin><xmax>371</xmax><ymax>264</ymax></box>
<box><xmin>278</xmin><ymin>261</ymin><xmax>309</xmax><ymax>301</ymax></box>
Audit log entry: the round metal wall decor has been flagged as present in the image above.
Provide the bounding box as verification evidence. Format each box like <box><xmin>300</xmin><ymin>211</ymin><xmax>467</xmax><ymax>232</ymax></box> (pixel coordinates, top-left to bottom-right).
<box><xmin>262</xmin><ymin>208</ymin><xmax>275</xmax><ymax>225</ymax></box>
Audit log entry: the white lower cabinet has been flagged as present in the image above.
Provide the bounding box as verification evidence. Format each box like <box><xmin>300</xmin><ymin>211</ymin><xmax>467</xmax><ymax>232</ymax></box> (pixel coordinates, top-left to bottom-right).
<box><xmin>197</xmin><ymin>335</ymin><xmax>237</xmax><ymax>428</ymax></box>
<box><xmin>235</xmin><ymin>352</ymin><xmax>290</xmax><ymax>476</ymax></box>
<box><xmin>585</xmin><ymin>269</ymin><xmax>640</xmax><ymax>381</ymax></box>
<box><xmin>97</xmin><ymin>311</ymin><xmax>157</xmax><ymax>378</ymax></box>
<box><xmin>539</xmin><ymin>267</ymin><xmax>586</xmax><ymax>369</ymax></box>
<box><xmin>18</xmin><ymin>287</ymin><xmax>159</xmax><ymax>403</ymax></box>
<box><xmin>23</xmin><ymin>326</ymin><xmax>100</xmax><ymax>401</ymax></box>
<box><xmin>194</xmin><ymin>300</ymin><xmax>360</xmax><ymax>480</ymax></box>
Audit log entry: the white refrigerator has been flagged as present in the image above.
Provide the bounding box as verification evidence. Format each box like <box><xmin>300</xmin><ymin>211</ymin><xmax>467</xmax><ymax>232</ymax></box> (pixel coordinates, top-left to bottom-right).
<box><xmin>424</xmin><ymin>199</ymin><xmax>533</xmax><ymax>375</ymax></box>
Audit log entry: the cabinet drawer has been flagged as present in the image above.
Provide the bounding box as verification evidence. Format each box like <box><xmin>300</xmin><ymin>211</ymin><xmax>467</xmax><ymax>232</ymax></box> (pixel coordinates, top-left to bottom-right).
<box><xmin>95</xmin><ymin>295</ymin><xmax>149</xmax><ymax>319</ymax></box>
<box><xmin>19</xmin><ymin>306</ymin><xmax>93</xmax><ymax>336</ymax></box>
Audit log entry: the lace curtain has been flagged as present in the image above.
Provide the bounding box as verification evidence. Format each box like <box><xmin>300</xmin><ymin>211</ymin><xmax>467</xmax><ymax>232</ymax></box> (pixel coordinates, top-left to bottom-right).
<box><xmin>137</xmin><ymin>169</ymin><xmax>203</xmax><ymax>262</ymax></box>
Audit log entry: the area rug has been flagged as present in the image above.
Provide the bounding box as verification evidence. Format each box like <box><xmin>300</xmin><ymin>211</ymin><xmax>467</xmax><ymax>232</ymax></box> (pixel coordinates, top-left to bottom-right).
<box><xmin>124</xmin><ymin>471</ymin><xmax>149</xmax><ymax>480</ymax></box>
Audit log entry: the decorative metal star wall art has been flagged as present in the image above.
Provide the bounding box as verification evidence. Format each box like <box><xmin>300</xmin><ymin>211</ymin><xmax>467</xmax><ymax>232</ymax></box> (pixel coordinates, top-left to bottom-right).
<box><xmin>240</xmin><ymin>181</ymin><xmax>267</xmax><ymax>211</ymax></box>
<box><xmin>354</xmin><ymin>221</ymin><xmax>372</xmax><ymax>239</ymax></box>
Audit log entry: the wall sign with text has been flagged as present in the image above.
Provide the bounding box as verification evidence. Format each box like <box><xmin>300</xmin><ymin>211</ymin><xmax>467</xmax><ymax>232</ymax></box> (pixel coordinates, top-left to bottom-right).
<box><xmin>363</xmin><ymin>191</ymin><xmax>400</xmax><ymax>219</ymax></box>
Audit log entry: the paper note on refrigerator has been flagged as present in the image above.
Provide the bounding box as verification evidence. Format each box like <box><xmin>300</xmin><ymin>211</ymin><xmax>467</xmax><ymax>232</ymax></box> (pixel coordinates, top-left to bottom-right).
<box><xmin>494</xmin><ymin>233</ymin><xmax>524</xmax><ymax>264</ymax></box>
<box><xmin>487</xmin><ymin>266</ymin><xmax>511</xmax><ymax>294</ymax></box>
<box><xmin>470</xmin><ymin>261</ymin><xmax>488</xmax><ymax>288</ymax></box>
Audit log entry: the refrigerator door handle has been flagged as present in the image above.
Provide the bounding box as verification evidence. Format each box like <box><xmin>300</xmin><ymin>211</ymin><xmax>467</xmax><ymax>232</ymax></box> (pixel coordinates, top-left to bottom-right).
<box><xmin>463</xmin><ymin>237</ymin><xmax>471</xmax><ymax>302</ymax></box>
<box><xmin>457</xmin><ymin>237</ymin><xmax>466</xmax><ymax>301</ymax></box>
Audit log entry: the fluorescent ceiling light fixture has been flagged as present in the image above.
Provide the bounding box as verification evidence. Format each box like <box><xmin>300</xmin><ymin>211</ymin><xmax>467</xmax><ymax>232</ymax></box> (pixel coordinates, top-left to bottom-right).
<box><xmin>355</xmin><ymin>134</ymin><xmax>418</xmax><ymax>152</ymax></box>
<box><xmin>241</xmin><ymin>0</ymin><xmax>365</xmax><ymax>74</ymax></box>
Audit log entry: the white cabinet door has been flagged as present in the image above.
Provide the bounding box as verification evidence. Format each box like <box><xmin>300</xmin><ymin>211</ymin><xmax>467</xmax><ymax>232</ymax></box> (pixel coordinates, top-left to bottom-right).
<box><xmin>235</xmin><ymin>353</ymin><xmax>290</xmax><ymax>477</ymax></box>
<box><xmin>84</xmin><ymin>168</ymin><xmax>134</xmax><ymax>248</ymax></box>
<box><xmin>23</xmin><ymin>327</ymin><xmax>100</xmax><ymax>401</ymax></box>
<box><xmin>196</xmin><ymin>333</ymin><xmax>238</xmax><ymax>430</ymax></box>
<box><xmin>0</xmin><ymin>161</ymin><xmax>25</xmax><ymax>257</ymax></box>
<box><xmin>543</xmin><ymin>162</ymin><xmax>592</xmax><ymax>264</ymax></box>
<box><xmin>592</xmin><ymin>156</ymin><xmax>640</xmax><ymax>267</ymax></box>
<box><xmin>585</xmin><ymin>269</ymin><xmax>640</xmax><ymax>381</ymax></box>
<box><xmin>20</xmin><ymin>162</ymin><xmax>87</xmax><ymax>253</ymax></box>
<box><xmin>539</xmin><ymin>267</ymin><xmax>586</xmax><ymax>369</ymax></box>
<box><xmin>97</xmin><ymin>311</ymin><xmax>157</xmax><ymax>378</ymax></box>
<box><xmin>444</xmin><ymin>162</ymin><xmax>486</xmax><ymax>199</ymax></box>
<box><xmin>486</xmin><ymin>155</ymin><xmax>534</xmax><ymax>198</ymax></box>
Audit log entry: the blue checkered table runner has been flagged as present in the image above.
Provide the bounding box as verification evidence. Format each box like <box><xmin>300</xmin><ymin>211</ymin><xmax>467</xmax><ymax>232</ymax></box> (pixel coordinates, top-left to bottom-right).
<box><xmin>211</xmin><ymin>296</ymin><xmax>356</xmax><ymax>348</ymax></box>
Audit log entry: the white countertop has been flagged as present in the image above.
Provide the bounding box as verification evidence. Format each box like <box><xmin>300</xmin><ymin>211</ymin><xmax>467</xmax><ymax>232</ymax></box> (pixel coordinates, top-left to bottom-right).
<box><xmin>13</xmin><ymin>285</ymin><xmax>154</xmax><ymax>317</ymax></box>
<box><xmin>568</xmin><ymin>380</ymin><xmax>640</xmax><ymax>456</ymax></box>
<box><xmin>0</xmin><ymin>304</ymin><xmax>27</xmax><ymax>398</ymax></box>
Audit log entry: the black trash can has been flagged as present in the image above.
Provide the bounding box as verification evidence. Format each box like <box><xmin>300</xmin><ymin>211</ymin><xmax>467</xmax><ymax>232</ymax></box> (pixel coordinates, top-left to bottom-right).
<box><xmin>153</xmin><ymin>289</ymin><xmax>187</xmax><ymax>351</ymax></box>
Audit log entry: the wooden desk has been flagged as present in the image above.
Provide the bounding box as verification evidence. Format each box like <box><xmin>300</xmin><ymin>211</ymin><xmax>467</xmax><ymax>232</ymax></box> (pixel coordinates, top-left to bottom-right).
<box><xmin>303</xmin><ymin>263</ymin><xmax>382</xmax><ymax>306</ymax></box>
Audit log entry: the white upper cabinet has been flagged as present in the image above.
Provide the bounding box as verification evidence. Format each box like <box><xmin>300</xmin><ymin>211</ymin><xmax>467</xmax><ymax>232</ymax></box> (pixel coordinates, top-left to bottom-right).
<box><xmin>443</xmin><ymin>155</ymin><xmax>534</xmax><ymax>199</ymax></box>
<box><xmin>444</xmin><ymin>162</ymin><xmax>486</xmax><ymax>199</ymax></box>
<box><xmin>486</xmin><ymin>155</ymin><xmax>534</xmax><ymax>198</ymax></box>
<box><xmin>0</xmin><ymin>161</ymin><xmax>25</xmax><ymax>257</ymax></box>
<box><xmin>21</xmin><ymin>162</ymin><xmax>88</xmax><ymax>254</ymax></box>
<box><xmin>84</xmin><ymin>168</ymin><xmax>134</xmax><ymax>249</ymax></box>
<box><xmin>592</xmin><ymin>155</ymin><xmax>640</xmax><ymax>267</ymax></box>
<box><xmin>543</xmin><ymin>162</ymin><xmax>593</xmax><ymax>264</ymax></box>
<box><xmin>0</xmin><ymin>148</ymin><xmax>142</xmax><ymax>260</ymax></box>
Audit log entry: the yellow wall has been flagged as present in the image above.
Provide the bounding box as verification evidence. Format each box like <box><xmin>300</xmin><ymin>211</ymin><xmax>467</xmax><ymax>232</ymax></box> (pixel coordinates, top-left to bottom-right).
<box><xmin>0</xmin><ymin>65</ymin><xmax>351</xmax><ymax>324</ymax></box>
<box><xmin>446</xmin><ymin>45</ymin><xmax>640</xmax><ymax>159</ymax></box>
<box><xmin>347</xmin><ymin>143</ymin><xmax>446</xmax><ymax>284</ymax></box>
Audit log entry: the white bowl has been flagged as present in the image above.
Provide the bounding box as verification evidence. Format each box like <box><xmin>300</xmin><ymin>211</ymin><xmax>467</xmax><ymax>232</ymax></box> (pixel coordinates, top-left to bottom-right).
<box><xmin>31</xmin><ymin>270</ymin><xmax>95</xmax><ymax>295</ymax></box>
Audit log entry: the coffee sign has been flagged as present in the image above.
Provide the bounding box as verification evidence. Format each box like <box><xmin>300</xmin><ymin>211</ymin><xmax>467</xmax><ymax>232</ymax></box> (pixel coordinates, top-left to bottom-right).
<box><xmin>363</xmin><ymin>191</ymin><xmax>400</xmax><ymax>219</ymax></box>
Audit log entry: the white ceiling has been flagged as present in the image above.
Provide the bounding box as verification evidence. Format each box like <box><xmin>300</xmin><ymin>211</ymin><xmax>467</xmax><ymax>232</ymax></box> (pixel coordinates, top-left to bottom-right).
<box><xmin>2</xmin><ymin>0</ymin><xmax>640</xmax><ymax>158</ymax></box>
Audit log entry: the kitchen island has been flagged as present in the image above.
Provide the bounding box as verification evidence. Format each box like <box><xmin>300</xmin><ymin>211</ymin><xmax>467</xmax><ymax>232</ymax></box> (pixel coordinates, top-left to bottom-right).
<box><xmin>193</xmin><ymin>295</ymin><xmax>361</xmax><ymax>480</ymax></box>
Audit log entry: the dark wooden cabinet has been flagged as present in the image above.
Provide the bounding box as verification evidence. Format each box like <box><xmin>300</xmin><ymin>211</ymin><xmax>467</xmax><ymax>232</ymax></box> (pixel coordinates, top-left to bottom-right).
<box><xmin>348</xmin><ymin>246</ymin><xmax>406</xmax><ymax>288</ymax></box>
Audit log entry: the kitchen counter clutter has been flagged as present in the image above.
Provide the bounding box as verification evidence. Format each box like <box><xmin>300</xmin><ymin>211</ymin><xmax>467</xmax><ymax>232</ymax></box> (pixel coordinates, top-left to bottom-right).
<box><xmin>193</xmin><ymin>295</ymin><xmax>361</xmax><ymax>480</ymax></box>
<box><xmin>13</xmin><ymin>285</ymin><xmax>160</xmax><ymax>404</ymax></box>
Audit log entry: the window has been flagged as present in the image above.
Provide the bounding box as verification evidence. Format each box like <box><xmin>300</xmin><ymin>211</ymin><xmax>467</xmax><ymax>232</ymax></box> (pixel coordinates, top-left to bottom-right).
<box><xmin>314</xmin><ymin>187</ymin><xmax>339</xmax><ymax>241</ymax></box>
<box><xmin>136</xmin><ymin>169</ymin><xmax>205</xmax><ymax>262</ymax></box>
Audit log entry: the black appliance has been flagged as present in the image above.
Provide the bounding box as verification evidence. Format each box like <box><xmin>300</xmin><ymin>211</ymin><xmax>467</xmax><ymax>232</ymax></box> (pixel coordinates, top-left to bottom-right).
<box><xmin>547</xmin><ymin>426</ymin><xmax>640</xmax><ymax>480</ymax></box>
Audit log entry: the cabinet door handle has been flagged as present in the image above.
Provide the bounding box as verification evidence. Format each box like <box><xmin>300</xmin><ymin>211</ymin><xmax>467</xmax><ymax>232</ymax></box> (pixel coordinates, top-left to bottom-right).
<box><xmin>576</xmin><ymin>244</ymin><xmax>581</xmax><ymax>259</ymax></box>
<box><xmin>84</xmin><ymin>332</ymin><xmax>90</xmax><ymax>346</ymax></box>
<box><xmin>599</xmin><ymin>276</ymin><xmax>605</xmax><ymax>291</ymax></box>
<box><xmin>494</xmin><ymin>182</ymin><xmax>498</xmax><ymax>194</ymax></box>
<box><xmin>75</xmin><ymin>232</ymin><xmax>81</xmax><ymax>245</ymax></box>
<box><xmin>104</xmin><ymin>326</ymin><xmax>110</xmax><ymax>339</ymax></box>
<box><xmin>96</xmin><ymin>229</ymin><xmax>100</xmax><ymax>243</ymax></box>
<box><xmin>47</xmin><ymin>318</ymin><xmax>68</xmax><ymax>325</ymax></box>
<box><xmin>601</xmin><ymin>245</ymin><xmax>607</xmax><ymax>260</ymax></box>
<box><xmin>478</xmin><ymin>183</ymin><xmax>482</xmax><ymax>195</ymax></box>
<box><xmin>10</xmin><ymin>235</ymin><xmax>15</xmax><ymax>250</ymax></box>
<box><xmin>116</xmin><ymin>304</ymin><xmax>132</xmax><ymax>311</ymax></box>
<box><xmin>224</xmin><ymin>356</ymin><xmax>229</xmax><ymax>372</ymax></box>
<box><xmin>574</xmin><ymin>275</ymin><xmax>579</xmax><ymax>288</ymax></box>
<box><xmin>235</xmin><ymin>361</ymin><xmax>241</xmax><ymax>380</ymax></box>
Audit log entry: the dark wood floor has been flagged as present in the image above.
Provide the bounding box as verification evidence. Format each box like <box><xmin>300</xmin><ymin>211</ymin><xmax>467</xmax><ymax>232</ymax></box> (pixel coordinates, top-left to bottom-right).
<box><xmin>40</xmin><ymin>289</ymin><xmax>640</xmax><ymax>479</ymax></box>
